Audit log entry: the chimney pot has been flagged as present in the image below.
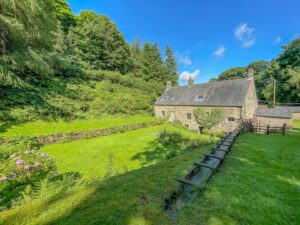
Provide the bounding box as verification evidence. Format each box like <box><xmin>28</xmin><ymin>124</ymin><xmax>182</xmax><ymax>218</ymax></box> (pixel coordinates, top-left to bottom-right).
<box><xmin>166</xmin><ymin>81</ymin><xmax>172</xmax><ymax>91</ymax></box>
<box><xmin>188</xmin><ymin>76</ymin><xmax>194</xmax><ymax>85</ymax></box>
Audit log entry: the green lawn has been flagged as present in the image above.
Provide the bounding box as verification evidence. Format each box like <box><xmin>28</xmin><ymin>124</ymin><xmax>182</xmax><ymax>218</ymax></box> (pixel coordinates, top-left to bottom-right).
<box><xmin>1</xmin><ymin>122</ymin><xmax>299</xmax><ymax>225</ymax></box>
<box><xmin>0</xmin><ymin>124</ymin><xmax>213</xmax><ymax>225</ymax></box>
<box><xmin>41</xmin><ymin>124</ymin><xmax>213</xmax><ymax>178</ymax></box>
<box><xmin>179</xmin><ymin>121</ymin><xmax>300</xmax><ymax>225</ymax></box>
<box><xmin>0</xmin><ymin>115</ymin><xmax>158</xmax><ymax>138</ymax></box>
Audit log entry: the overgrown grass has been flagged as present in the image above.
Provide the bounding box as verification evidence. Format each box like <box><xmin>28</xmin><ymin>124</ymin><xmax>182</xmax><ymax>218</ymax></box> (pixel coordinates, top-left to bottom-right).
<box><xmin>179</xmin><ymin>121</ymin><xmax>300</xmax><ymax>225</ymax></box>
<box><xmin>0</xmin><ymin>115</ymin><xmax>158</xmax><ymax>138</ymax></box>
<box><xmin>41</xmin><ymin>124</ymin><xmax>214</xmax><ymax>178</ymax></box>
<box><xmin>0</xmin><ymin>124</ymin><xmax>214</xmax><ymax>225</ymax></box>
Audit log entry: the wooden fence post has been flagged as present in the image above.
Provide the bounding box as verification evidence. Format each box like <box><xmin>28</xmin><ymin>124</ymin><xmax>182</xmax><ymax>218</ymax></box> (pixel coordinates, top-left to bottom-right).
<box><xmin>282</xmin><ymin>124</ymin><xmax>286</xmax><ymax>136</ymax></box>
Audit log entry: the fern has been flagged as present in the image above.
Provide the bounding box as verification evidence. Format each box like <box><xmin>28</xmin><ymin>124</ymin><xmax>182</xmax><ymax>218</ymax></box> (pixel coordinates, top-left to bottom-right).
<box><xmin>34</xmin><ymin>176</ymin><xmax>51</xmax><ymax>199</ymax></box>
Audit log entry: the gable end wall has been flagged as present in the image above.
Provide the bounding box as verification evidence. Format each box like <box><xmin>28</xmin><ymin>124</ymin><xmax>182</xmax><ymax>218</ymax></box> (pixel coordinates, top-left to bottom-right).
<box><xmin>242</xmin><ymin>80</ymin><xmax>258</xmax><ymax>119</ymax></box>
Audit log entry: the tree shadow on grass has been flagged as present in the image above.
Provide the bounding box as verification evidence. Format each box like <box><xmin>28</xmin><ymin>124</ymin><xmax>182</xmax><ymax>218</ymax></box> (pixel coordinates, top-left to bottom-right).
<box><xmin>131</xmin><ymin>135</ymin><xmax>213</xmax><ymax>166</ymax></box>
<box><xmin>0</xmin><ymin>122</ymin><xmax>18</xmax><ymax>136</ymax></box>
<box><xmin>1</xmin><ymin>148</ymin><xmax>207</xmax><ymax>225</ymax></box>
<box><xmin>131</xmin><ymin>139</ymin><xmax>182</xmax><ymax>166</ymax></box>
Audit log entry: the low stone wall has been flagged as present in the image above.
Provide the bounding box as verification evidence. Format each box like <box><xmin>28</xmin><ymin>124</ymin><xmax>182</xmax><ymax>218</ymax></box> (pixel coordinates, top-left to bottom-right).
<box><xmin>293</xmin><ymin>112</ymin><xmax>300</xmax><ymax>120</ymax></box>
<box><xmin>253</xmin><ymin>116</ymin><xmax>291</xmax><ymax>127</ymax></box>
<box><xmin>22</xmin><ymin>121</ymin><xmax>161</xmax><ymax>145</ymax></box>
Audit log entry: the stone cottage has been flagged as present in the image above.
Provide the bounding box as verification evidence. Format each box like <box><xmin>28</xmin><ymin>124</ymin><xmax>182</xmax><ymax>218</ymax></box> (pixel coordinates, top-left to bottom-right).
<box><xmin>154</xmin><ymin>69</ymin><xmax>258</xmax><ymax>132</ymax></box>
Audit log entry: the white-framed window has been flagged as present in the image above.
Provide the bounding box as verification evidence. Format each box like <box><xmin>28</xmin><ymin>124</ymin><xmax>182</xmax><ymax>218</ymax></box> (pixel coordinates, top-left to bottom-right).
<box><xmin>161</xmin><ymin>111</ymin><xmax>166</xmax><ymax>117</ymax></box>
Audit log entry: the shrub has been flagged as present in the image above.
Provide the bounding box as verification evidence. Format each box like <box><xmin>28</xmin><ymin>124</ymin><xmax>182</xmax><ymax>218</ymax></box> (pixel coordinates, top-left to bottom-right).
<box><xmin>0</xmin><ymin>150</ymin><xmax>56</xmax><ymax>188</ymax></box>
<box><xmin>0</xmin><ymin>138</ymin><xmax>56</xmax><ymax>193</ymax></box>
<box><xmin>157</xmin><ymin>129</ymin><xmax>188</xmax><ymax>147</ymax></box>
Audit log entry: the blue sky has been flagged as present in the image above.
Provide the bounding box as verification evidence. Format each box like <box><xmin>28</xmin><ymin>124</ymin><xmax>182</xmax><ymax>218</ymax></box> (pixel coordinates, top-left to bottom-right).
<box><xmin>67</xmin><ymin>0</ymin><xmax>300</xmax><ymax>84</ymax></box>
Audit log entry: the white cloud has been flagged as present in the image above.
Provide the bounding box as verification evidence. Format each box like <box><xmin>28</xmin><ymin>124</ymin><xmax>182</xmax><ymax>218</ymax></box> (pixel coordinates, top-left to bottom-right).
<box><xmin>273</xmin><ymin>36</ymin><xmax>282</xmax><ymax>44</ymax></box>
<box><xmin>178</xmin><ymin>54</ymin><xmax>192</xmax><ymax>66</ymax></box>
<box><xmin>179</xmin><ymin>69</ymin><xmax>200</xmax><ymax>80</ymax></box>
<box><xmin>214</xmin><ymin>46</ymin><xmax>226</xmax><ymax>58</ymax></box>
<box><xmin>234</xmin><ymin>23</ymin><xmax>256</xmax><ymax>48</ymax></box>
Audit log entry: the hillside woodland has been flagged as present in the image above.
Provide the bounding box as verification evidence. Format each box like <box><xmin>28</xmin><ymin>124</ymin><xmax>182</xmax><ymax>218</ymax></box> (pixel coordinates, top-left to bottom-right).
<box><xmin>0</xmin><ymin>0</ymin><xmax>299</xmax><ymax>122</ymax></box>
<box><xmin>215</xmin><ymin>38</ymin><xmax>300</xmax><ymax>104</ymax></box>
<box><xmin>0</xmin><ymin>0</ymin><xmax>178</xmax><ymax>122</ymax></box>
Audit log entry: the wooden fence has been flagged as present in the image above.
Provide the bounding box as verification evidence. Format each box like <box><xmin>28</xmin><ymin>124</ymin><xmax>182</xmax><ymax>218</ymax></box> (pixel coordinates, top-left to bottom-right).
<box><xmin>250</xmin><ymin>123</ymin><xmax>287</xmax><ymax>135</ymax></box>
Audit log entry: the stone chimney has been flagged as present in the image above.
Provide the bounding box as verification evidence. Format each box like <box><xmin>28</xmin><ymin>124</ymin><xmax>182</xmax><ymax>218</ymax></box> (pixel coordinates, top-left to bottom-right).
<box><xmin>166</xmin><ymin>81</ymin><xmax>172</xmax><ymax>91</ymax></box>
<box><xmin>188</xmin><ymin>76</ymin><xmax>194</xmax><ymax>86</ymax></box>
<box><xmin>247</xmin><ymin>68</ymin><xmax>254</xmax><ymax>80</ymax></box>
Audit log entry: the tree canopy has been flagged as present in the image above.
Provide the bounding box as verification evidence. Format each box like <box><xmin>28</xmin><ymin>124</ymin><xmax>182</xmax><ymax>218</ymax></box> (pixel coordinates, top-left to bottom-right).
<box><xmin>0</xmin><ymin>0</ymin><xmax>177</xmax><ymax>121</ymax></box>
<box><xmin>218</xmin><ymin>67</ymin><xmax>247</xmax><ymax>81</ymax></box>
<box><xmin>164</xmin><ymin>45</ymin><xmax>178</xmax><ymax>85</ymax></box>
<box><xmin>193</xmin><ymin>107</ymin><xmax>224</xmax><ymax>133</ymax></box>
<box><xmin>0</xmin><ymin>0</ymin><xmax>56</xmax><ymax>54</ymax></box>
<box><xmin>216</xmin><ymin>38</ymin><xmax>300</xmax><ymax>104</ymax></box>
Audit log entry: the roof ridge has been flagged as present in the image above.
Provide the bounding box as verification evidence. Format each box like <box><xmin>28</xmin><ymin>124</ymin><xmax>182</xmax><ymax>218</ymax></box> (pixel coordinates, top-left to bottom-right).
<box><xmin>178</xmin><ymin>78</ymin><xmax>249</xmax><ymax>88</ymax></box>
<box><xmin>156</xmin><ymin>77</ymin><xmax>251</xmax><ymax>107</ymax></box>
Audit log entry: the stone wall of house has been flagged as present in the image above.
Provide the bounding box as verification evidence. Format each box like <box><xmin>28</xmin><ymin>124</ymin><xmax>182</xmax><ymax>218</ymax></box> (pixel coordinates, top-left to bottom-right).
<box><xmin>154</xmin><ymin>105</ymin><xmax>242</xmax><ymax>132</ymax></box>
<box><xmin>253</xmin><ymin>116</ymin><xmax>292</xmax><ymax>127</ymax></box>
<box><xmin>242</xmin><ymin>79</ymin><xmax>258</xmax><ymax>119</ymax></box>
<box><xmin>292</xmin><ymin>112</ymin><xmax>300</xmax><ymax>120</ymax></box>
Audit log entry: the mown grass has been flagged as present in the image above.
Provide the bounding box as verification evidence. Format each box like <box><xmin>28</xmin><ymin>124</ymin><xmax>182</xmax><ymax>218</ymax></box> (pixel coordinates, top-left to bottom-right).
<box><xmin>42</xmin><ymin>124</ymin><xmax>213</xmax><ymax>178</ymax></box>
<box><xmin>0</xmin><ymin>125</ymin><xmax>214</xmax><ymax>225</ymax></box>
<box><xmin>0</xmin><ymin>115</ymin><xmax>158</xmax><ymax>138</ymax></box>
<box><xmin>179</xmin><ymin>121</ymin><xmax>300</xmax><ymax>225</ymax></box>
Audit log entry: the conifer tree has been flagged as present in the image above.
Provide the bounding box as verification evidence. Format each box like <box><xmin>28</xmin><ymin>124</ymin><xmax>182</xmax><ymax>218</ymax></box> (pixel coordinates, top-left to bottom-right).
<box><xmin>141</xmin><ymin>42</ymin><xmax>165</xmax><ymax>82</ymax></box>
<box><xmin>130</xmin><ymin>37</ymin><xmax>142</xmax><ymax>76</ymax></box>
<box><xmin>164</xmin><ymin>45</ymin><xmax>178</xmax><ymax>84</ymax></box>
<box><xmin>70</xmin><ymin>11</ymin><xmax>132</xmax><ymax>73</ymax></box>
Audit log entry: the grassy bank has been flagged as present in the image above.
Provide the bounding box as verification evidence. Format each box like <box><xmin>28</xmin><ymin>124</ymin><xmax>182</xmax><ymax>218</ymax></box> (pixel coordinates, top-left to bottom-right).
<box><xmin>0</xmin><ymin>115</ymin><xmax>158</xmax><ymax>138</ymax></box>
<box><xmin>179</xmin><ymin>121</ymin><xmax>300</xmax><ymax>225</ymax></box>
<box><xmin>0</xmin><ymin>124</ymin><xmax>214</xmax><ymax>225</ymax></box>
<box><xmin>42</xmin><ymin>124</ymin><xmax>213</xmax><ymax>178</ymax></box>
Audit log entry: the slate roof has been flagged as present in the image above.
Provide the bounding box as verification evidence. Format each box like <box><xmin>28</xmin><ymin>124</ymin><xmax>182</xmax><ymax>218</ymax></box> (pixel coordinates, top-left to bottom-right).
<box><xmin>255</xmin><ymin>108</ymin><xmax>292</xmax><ymax>119</ymax></box>
<box><xmin>275</xmin><ymin>106</ymin><xmax>300</xmax><ymax>113</ymax></box>
<box><xmin>155</xmin><ymin>78</ymin><xmax>251</xmax><ymax>107</ymax></box>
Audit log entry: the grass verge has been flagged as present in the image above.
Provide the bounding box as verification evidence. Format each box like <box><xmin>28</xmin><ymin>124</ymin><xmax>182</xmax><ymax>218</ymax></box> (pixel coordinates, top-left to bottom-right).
<box><xmin>179</xmin><ymin>121</ymin><xmax>300</xmax><ymax>225</ymax></box>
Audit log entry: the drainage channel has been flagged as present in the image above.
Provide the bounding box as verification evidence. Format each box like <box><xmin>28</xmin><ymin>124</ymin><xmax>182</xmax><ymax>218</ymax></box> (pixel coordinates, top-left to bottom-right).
<box><xmin>164</xmin><ymin>129</ymin><xmax>241</xmax><ymax>222</ymax></box>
